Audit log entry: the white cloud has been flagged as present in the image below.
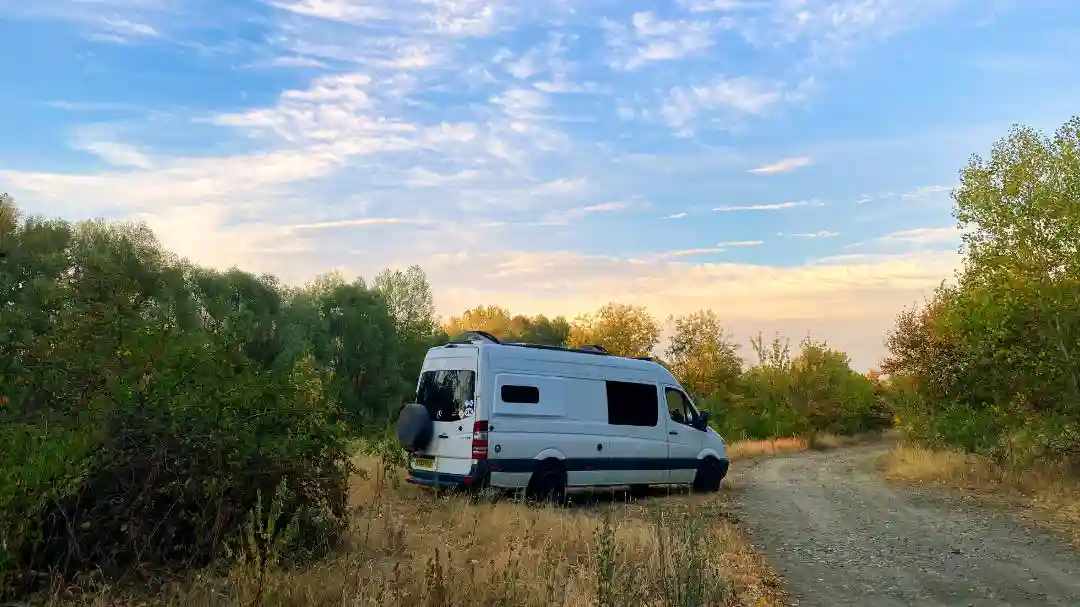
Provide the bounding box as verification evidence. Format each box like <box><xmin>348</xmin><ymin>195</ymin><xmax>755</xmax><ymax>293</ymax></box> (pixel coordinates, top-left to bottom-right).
<box><xmin>291</xmin><ymin>217</ymin><xmax>416</xmax><ymax>229</ymax></box>
<box><xmin>75</xmin><ymin>141</ymin><xmax>155</xmax><ymax>170</ymax></box>
<box><xmin>714</xmin><ymin>200</ymin><xmax>816</xmax><ymax>212</ymax></box>
<box><xmin>718</xmin><ymin>240</ymin><xmax>763</xmax><ymax>247</ymax></box>
<box><xmin>402</xmin><ymin>167</ymin><xmax>483</xmax><ymax>187</ymax></box>
<box><xmin>876</xmin><ymin>226</ymin><xmax>960</xmax><ymax>246</ymax></box>
<box><xmin>270</xmin><ymin>0</ymin><xmax>503</xmax><ymax>36</ymax></box>
<box><xmin>663</xmin><ymin>212</ymin><xmax>688</xmax><ymax>219</ymax></box>
<box><xmin>901</xmin><ymin>184</ymin><xmax>953</xmax><ymax>199</ymax></box>
<box><xmin>652</xmin><ymin>247</ymin><xmax>727</xmax><ymax>260</ymax></box>
<box><xmin>547</xmin><ymin>200</ymin><xmax>628</xmax><ymax>223</ymax></box>
<box><xmin>604</xmin><ymin>11</ymin><xmax>717</xmax><ymax>71</ymax></box>
<box><xmin>784</xmin><ymin>230</ymin><xmax>840</xmax><ymax>238</ymax></box>
<box><xmin>678</xmin><ymin>0</ymin><xmax>753</xmax><ymax>12</ymax></box>
<box><xmin>660</xmin><ymin>77</ymin><xmax>785</xmax><ymax>129</ymax></box>
<box><xmin>265</xmin><ymin>55</ymin><xmax>330</xmax><ymax>68</ymax></box>
<box><xmin>748</xmin><ymin>156</ymin><xmax>811</xmax><ymax>174</ymax></box>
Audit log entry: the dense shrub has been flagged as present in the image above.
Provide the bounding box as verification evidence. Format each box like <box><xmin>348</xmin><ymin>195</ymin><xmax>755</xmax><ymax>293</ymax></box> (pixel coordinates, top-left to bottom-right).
<box><xmin>0</xmin><ymin>202</ymin><xmax>359</xmax><ymax>596</ymax></box>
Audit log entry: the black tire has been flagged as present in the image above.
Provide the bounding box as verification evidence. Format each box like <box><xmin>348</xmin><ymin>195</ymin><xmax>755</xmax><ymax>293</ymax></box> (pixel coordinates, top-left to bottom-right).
<box><xmin>396</xmin><ymin>403</ymin><xmax>433</xmax><ymax>452</ymax></box>
<box><xmin>526</xmin><ymin>460</ymin><xmax>567</xmax><ymax>505</ymax></box>
<box><xmin>692</xmin><ymin>457</ymin><xmax>724</xmax><ymax>493</ymax></box>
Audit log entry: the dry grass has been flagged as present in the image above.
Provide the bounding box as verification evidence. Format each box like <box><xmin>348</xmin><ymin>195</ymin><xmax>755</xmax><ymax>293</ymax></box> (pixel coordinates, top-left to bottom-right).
<box><xmin>726</xmin><ymin>431</ymin><xmax>887</xmax><ymax>462</ymax></box>
<box><xmin>42</xmin><ymin>453</ymin><xmax>786</xmax><ymax>607</ymax></box>
<box><xmin>882</xmin><ymin>443</ymin><xmax>1080</xmax><ymax>544</ymax></box>
<box><xmin>727</xmin><ymin>437</ymin><xmax>808</xmax><ymax>461</ymax></box>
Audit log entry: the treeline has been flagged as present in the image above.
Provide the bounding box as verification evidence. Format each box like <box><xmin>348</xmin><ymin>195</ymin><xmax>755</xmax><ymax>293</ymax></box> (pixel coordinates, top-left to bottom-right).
<box><xmin>882</xmin><ymin>116</ymin><xmax>1080</xmax><ymax>471</ymax></box>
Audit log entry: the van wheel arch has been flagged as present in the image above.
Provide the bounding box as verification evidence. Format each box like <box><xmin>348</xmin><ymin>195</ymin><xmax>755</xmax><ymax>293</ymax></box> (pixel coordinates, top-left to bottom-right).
<box><xmin>692</xmin><ymin>456</ymin><xmax>724</xmax><ymax>493</ymax></box>
<box><xmin>526</xmin><ymin>458</ymin><xmax>567</xmax><ymax>505</ymax></box>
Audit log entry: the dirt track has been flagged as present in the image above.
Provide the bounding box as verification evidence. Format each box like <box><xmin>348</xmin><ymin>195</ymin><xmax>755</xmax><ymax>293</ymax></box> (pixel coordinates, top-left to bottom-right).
<box><xmin>732</xmin><ymin>445</ymin><xmax>1080</xmax><ymax>606</ymax></box>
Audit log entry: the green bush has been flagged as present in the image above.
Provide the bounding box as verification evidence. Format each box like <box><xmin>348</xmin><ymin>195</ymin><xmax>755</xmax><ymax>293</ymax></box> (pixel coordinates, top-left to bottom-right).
<box><xmin>0</xmin><ymin>203</ymin><xmax>354</xmax><ymax>597</ymax></box>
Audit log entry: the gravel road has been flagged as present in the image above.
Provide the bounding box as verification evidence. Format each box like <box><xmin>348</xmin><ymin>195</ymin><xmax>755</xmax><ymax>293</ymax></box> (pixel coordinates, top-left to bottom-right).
<box><xmin>732</xmin><ymin>445</ymin><xmax>1080</xmax><ymax>606</ymax></box>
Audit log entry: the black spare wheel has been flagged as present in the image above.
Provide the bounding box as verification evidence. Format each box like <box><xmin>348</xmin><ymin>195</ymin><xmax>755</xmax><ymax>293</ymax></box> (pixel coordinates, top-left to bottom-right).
<box><xmin>397</xmin><ymin>403</ymin><xmax>434</xmax><ymax>452</ymax></box>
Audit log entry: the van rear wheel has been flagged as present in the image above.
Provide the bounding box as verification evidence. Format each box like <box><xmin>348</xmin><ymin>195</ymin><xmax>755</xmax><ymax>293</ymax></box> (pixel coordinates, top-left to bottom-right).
<box><xmin>526</xmin><ymin>460</ymin><xmax>567</xmax><ymax>505</ymax></box>
<box><xmin>692</xmin><ymin>458</ymin><xmax>723</xmax><ymax>493</ymax></box>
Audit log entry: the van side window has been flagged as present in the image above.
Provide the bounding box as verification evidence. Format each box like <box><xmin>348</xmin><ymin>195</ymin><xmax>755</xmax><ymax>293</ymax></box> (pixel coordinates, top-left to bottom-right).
<box><xmin>501</xmin><ymin>384</ymin><xmax>540</xmax><ymax>404</ymax></box>
<box><xmin>605</xmin><ymin>380</ymin><xmax>659</xmax><ymax>427</ymax></box>
<box><xmin>666</xmin><ymin>388</ymin><xmax>696</xmax><ymax>426</ymax></box>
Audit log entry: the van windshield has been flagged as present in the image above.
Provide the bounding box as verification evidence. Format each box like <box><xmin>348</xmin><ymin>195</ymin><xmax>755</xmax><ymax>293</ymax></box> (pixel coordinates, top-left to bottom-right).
<box><xmin>415</xmin><ymin>370</ymin><xmax>476</xmax><ymax>422</ymax></box>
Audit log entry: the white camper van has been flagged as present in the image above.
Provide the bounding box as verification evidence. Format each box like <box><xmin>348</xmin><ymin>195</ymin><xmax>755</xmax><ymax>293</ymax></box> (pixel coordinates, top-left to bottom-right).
<box><xmin>395</xmin><ymin>331</ymin><xmax>729</xmax><ymax>501</ymax></box>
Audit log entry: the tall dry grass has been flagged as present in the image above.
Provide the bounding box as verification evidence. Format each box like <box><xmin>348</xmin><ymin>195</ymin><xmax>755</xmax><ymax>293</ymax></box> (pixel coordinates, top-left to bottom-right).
<box><xmin>40</xmin><ymin>453</ymin><xmax>785</xmax><ymax>607</ymax></box>
<box><xmin>726</xmin><ymin>431</ymin><xmax>889</xmax><ymax>462</ymax></box>
<box><xmin>883</xmin><ymin>443</ymin><xmax>1080</xmax><ymax>544</ymax></box>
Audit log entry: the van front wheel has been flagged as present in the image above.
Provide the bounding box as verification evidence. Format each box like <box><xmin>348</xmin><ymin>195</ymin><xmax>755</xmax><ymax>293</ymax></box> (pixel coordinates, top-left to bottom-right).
<box><xmin>526</xmin><ymin>460</ymin><xmax>567</xmax><ymax>505</ymax></box>
<box><xmin>692</xmin><ymin>458</ymin><xmax>723</xmax><ymax>493</ymax></box>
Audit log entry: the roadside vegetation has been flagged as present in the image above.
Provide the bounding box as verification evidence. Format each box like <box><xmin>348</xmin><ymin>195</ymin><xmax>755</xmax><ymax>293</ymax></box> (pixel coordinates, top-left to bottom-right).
<box><xmin>880</xmin><ymin>116</ymin><xmax>1080</xmax><ymax>540</ymax></box>
<box><xmin>0</xmin><ymin>188</ymin><xmax>891</xmax><ymax>603</ymax></box>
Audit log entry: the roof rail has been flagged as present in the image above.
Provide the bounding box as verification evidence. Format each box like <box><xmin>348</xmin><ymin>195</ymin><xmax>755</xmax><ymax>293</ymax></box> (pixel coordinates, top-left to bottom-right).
<box><xmin>577</xmin><ymin>344</ymin><xmax>610</xmax><ymax>355</ymax></box>
<box><xmin>449</xmin><ymin>330</ymin><xmax>502</xmax><ymax>344</ymax></box>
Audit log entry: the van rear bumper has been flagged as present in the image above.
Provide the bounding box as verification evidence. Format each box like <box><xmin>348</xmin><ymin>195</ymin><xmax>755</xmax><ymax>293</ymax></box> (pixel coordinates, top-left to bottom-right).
<box><xmin>407</xmin><ymin>461</ymin><xmax>489</xmax><ymax>488</ymax></box>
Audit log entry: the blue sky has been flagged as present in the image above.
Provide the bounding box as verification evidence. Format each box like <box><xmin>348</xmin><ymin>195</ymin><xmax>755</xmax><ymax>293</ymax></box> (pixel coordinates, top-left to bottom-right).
<box><xmin>3</xmin><ymin>0</ymin><xmax>1079</xmax><ymax>369</ymax></box>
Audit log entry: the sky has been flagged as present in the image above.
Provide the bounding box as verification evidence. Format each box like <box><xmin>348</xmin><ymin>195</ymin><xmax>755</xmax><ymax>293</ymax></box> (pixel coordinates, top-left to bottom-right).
<box><xmin>2</xmin><ymin>0</ymin><xmax>1079</xmax><ymax>371</ymax></box>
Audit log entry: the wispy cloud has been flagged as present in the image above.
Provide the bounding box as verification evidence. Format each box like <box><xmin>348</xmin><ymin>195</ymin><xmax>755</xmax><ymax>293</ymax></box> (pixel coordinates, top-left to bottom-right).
<box><xmin>663</xmin><ymin>212</ymin><xmax>688</xmax><ymax>219</ymax></box>
<box><xmin>604</xmin><ymin>11</ymin><xmax>717</xmax><ymax>71</ymax></box>
<box><xmin>660</xmin><ymin>77</ymin><xmax>785</xmax><ymax>130</ymax></box>
<box><xmin>901</xmin><ymin>184</ymin><xmax>952</xmax><ymax>199</ymax></box>
<box><xmin>876</xmin><ymin>226</ymin><xmax>959</xmax><ymax>246</ymax></box>
<box><xmin>714</xmin><ymin>200</ymin><xmax>818</xmax><ymax>212</ymax></box>
<box><xmin>547</xmin><ymin>201</ymin><xmax>628</xmax><ymax>223</ymax></box>
<box><xmin>748</xmin><ymin>156</ymin><xmax>811</xmax><ymax>174</ymax></box>
<box><xmin>291</xmin><ymin>217</ymin><xmax>416</xmax><ymax>230</ymax></box>
<box><xmin>75</xmin><ymin>141</ymin><xmax>154</xmax><ymax>169</ymax></box>
<box><xmin>652</xmin><ymin>247</ymin><xmax>727</xmax><ymax>260</ymax></box>
<box><xmin>718</xmin><ymin>240</ymin><xmax>764</xmax><ymax>247</ymax></box>
<box><xmin>783</xmin><ymin>230</ymin><xmax>840</xmax><ymax>238</ymax></box>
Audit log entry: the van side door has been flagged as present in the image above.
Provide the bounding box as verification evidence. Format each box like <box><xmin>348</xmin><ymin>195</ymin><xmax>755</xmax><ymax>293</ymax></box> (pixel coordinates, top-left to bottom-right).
<box><xmin>603</xmin><ymin>380</ymin><xmax>669</xmax><ymax>486</ymax></box>
<box><xmin>664</xmin><ymin>386</ymin><xmax>704</xmax><ymax>484</ymax></box>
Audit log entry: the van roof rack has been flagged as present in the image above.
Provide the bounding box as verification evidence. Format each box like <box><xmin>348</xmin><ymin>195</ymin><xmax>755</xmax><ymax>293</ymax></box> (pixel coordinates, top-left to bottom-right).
<box><xmin>448</xmin><ymin>330</ymin><xmax>502</xmax><ymax>344</ymax></box>
<box><xmin>445</xmin><ymin>332</ymin><xmax>651</xmax><ymax>361</ymax></box>
<box><xmin>502</xmin><ymin>341</ymin><xmax>618</xmax><ymax>357</ymax></box>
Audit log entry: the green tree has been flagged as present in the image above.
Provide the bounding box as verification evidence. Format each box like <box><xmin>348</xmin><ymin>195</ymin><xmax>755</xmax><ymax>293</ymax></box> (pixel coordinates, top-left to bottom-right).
<box><xmin>374</xmin><ymin>264</ymin><xmax>437</xmax><ymax>340</ymax></box>
<box><xmin>665</xmin><ymin>310</ymin><xmax>742</xmax><ymax>399</ymax></box>
<box><xmin>444</xmin><ymin>304</ymin><xmax>515</xmax><ymax>339</ymax></box>
<box><xmin>568</xmin><ymin>302</ymin><xmax>659</xmax><ymax>358</ymax></box>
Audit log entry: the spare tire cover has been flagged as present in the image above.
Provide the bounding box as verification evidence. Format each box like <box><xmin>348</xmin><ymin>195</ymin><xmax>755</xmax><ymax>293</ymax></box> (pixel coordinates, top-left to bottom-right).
<box><xmin>396</xmin><ymin>403</ymin><xmax>434</xmax><ymax>451</ymax></box>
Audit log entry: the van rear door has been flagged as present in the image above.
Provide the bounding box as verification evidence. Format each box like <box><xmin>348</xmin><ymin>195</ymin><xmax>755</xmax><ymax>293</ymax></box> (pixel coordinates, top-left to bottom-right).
<box><xmin>411</xmin><ymin>351</ymin><xmax>480</xmax><ymax>479</ymax></box>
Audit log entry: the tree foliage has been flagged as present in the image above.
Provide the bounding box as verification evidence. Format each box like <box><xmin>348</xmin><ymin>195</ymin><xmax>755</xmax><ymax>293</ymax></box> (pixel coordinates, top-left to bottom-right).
<box><xmin>444</xmin><ymin>305</ymin><xmax>570</xmax><ymax>346</ymax></box>
<box><xmin>568</xmin><ymin>302</ymin><xmax>659</xmax><ymax>357</ymax></box>
<box><xmin>884</xmin><ymin>116</ymin><xmax>1080</xmax><ymax>468</ymax></box>
<box><xmin>665</xmin><ymin>310</ymin><xmax>742</xmax><ymax>399</ymax></box>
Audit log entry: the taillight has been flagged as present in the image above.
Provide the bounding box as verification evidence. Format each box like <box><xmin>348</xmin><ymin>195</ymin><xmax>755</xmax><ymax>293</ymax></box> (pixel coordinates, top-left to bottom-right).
<box><xmin>471</xmin><ymin>420</ymin><xmax>489</xmax><ymax>460</ymax></box>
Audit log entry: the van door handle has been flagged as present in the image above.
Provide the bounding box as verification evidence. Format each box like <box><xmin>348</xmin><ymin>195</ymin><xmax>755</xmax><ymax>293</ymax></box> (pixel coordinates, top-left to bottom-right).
<box><xmin>669</xmin><ymin>431</ymin><xmax>678</xmax><ymax>435</ymax></box>
<box><xmin>438</xmin><ymin>433</ymin><xmax>449</xmax><ymax>439</ymax></box>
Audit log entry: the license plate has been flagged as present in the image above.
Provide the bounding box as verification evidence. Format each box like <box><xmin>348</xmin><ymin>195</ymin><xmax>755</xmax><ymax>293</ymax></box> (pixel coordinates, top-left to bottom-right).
<box><xmin>412</xmin><ymin>456</ymin><xmax>435</xmax><ymax>470</ymax></box>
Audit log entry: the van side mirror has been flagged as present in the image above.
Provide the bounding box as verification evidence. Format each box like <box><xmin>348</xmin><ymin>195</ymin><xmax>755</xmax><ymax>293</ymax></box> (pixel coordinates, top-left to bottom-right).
<box><xmin>696</xmin><ymin>410</ymin><xmax>710</xmax><ymax>429</ymax></box>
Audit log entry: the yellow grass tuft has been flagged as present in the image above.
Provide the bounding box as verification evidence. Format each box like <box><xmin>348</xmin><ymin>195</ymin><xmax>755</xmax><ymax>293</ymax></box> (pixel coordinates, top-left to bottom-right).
<box><xmin>44</xmin><ymin>453</ymin><xmax>786</xmax><ymax>607</ymax></box>
<box><xmin>727</xmin><ymin>437</ymin><xmax>808</xmax><ymax>461</ymax></box>
<box><xmin>883</xmin><ymin>443</ymin><xmax>1080</xmax><ymax>544</ymax></box>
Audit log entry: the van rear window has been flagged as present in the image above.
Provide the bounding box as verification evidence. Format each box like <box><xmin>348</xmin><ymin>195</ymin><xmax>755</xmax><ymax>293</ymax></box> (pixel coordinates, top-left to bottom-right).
<box><xmin>605</xmin><ymin>380</ymin><xmax>659</xmax><ymax>427</ymax></box>
<box><xmin>415</xmin><ymin>370</ymin><xmax>476</xmax><ymax>421</ymax></box>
